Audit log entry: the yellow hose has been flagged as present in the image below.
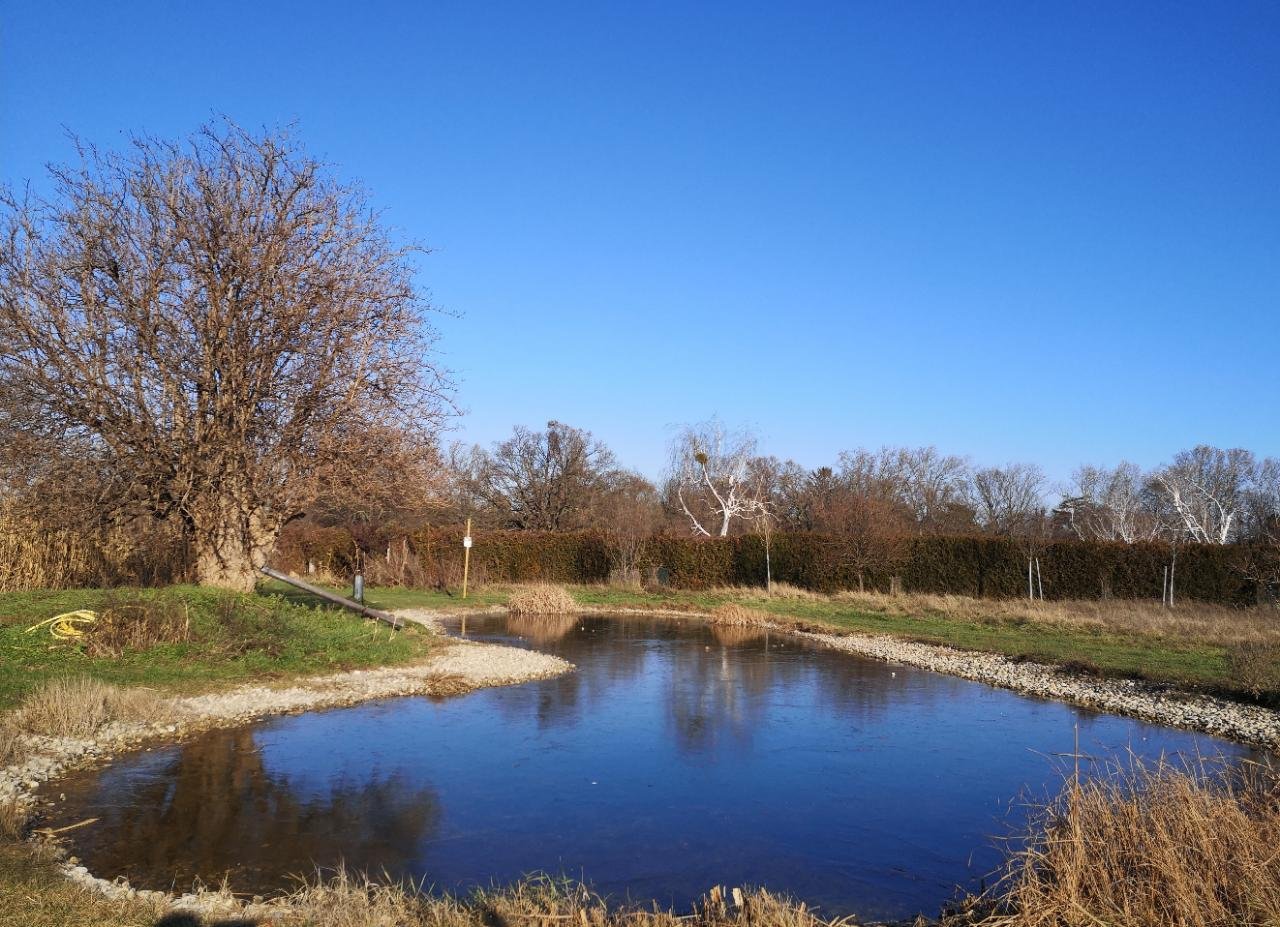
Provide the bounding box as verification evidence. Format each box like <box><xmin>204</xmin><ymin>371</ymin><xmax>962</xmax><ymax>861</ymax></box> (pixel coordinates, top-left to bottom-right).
<box><xmin>26</xmin><ymin>610</ymin><xmax>98</xmax><ymax>640</ymax></box>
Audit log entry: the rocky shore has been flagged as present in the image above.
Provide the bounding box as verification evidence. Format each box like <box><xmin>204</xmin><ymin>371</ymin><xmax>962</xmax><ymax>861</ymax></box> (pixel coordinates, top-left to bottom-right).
<box><xmin>791</xmin><ymin>626</ymin><xmax>1280</xmax><ymax>750</ymax></box>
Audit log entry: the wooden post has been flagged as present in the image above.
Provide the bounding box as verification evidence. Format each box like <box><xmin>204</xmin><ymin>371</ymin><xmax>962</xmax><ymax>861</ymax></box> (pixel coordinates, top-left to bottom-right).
<box><xmin>462</xmin><ymin>517</ymin><xmax>472</xmax><ymax>600</ymax></box>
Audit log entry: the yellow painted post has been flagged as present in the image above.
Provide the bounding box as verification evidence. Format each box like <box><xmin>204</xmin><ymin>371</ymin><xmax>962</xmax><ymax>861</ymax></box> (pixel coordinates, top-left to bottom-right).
<box><xmin>462</xmin><ymin>517</ymin><xmax>472</xmax><ymax>600</ymax></box>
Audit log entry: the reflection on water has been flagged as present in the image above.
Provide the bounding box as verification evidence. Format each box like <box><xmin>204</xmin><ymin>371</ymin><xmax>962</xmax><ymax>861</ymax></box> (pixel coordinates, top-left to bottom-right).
<box><xmin>49</xmin><ymin>614</ymin><xmax>1252</xmax><ymax>922</ymax></box>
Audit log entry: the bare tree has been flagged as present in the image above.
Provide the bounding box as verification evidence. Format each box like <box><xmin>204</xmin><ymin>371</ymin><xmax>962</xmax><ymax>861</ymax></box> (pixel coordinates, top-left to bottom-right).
<box><xmin>974</xmin><ymin>463</ymin><xmax>1049</xmax><ymax>598</ymax></box>
<box><xmin>1153</xmin><ymin>446</ymin><xmax>1255</xmax><ymax>545</ymax></box>
<box><xmin>0</xmin><ymin>121</ymin><xmax>451</xmax><ymax>590</ymax></box>
<box><xmin>838</xmin><ymin>446</ymin><xmax>974</xmax><ymax>533</ymax></box>
<box><xmin>596</xmin><ymin>471</ymin><xmax>662</xmax><ymax>585</ymax></box>
<box><xmin>1058</xmin><ymin>461</ymin><xmax>1160</xmax><ymax>543</ymax></box>
<box><xmin>460</xmin><ymin>421</ymin><xmax>622</xmax><ymax>531</ymax></box>
<box><xmin>667</xmin><ymin>419</ymin><xmax>769</xmax><ymax>537</ymax></box>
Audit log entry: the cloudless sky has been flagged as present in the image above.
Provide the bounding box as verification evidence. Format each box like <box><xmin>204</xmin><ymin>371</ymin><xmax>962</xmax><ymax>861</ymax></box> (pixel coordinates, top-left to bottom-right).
<box><xmin>2</xmin><ymin>1</ymin><xmax>1277</xmax><ymax>484</ymax></box>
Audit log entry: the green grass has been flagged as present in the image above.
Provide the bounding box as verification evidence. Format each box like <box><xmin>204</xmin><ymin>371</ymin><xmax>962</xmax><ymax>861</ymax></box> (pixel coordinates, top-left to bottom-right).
<box><xmin>0</xmin><ymin>585</ymin><xmax>432</xmax><ymax>710</ymax></box>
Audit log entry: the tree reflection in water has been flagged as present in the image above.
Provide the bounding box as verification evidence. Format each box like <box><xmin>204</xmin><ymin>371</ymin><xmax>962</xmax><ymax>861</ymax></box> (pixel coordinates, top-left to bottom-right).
<box><xmin>53</xmin><ymin>727</ymin><xmax>441</xmax><ymax>894</ymax></box>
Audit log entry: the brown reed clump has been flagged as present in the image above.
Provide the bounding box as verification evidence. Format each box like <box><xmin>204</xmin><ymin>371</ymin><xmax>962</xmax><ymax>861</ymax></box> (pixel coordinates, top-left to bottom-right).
<box><xmin>708</xmin><ymin>603</ymin><xmax>773</xmax><ymax>627</ymax></box>
<box><xmin>507</xmin><ymin>584</ymin><xmax>579</xmax><ymax>616</ymax></box>
<box><xmin>977</xmin><ymin>756</ymin><xmax>1280</xmax><ymax>927</ymax></box>
<box><xmin>8</xmin><ymin>677</ymin><xmax>170</xmax><ymax>739</ymax></box>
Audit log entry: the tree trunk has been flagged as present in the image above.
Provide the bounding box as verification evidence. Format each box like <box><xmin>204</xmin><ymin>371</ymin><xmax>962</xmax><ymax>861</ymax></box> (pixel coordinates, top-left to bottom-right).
<box><xmin>191</xmin><ymin>505</ymin><xmax>278</xmax><ymax>592</ymax></box>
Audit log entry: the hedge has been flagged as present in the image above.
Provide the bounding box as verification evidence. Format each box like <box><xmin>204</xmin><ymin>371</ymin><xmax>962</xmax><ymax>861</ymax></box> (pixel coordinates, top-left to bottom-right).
<box><xmin>271</xmin><ymin>523</ymin><xmax>1270</xmax><ymax>606</ymax></box>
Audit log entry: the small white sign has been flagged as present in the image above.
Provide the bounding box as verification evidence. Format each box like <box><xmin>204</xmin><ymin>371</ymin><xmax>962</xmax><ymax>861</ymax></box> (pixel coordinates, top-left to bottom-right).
<box><xmin>463</xmin><ymin>536</ymin><xmax>473</xmax><ymax>549</ymax></box>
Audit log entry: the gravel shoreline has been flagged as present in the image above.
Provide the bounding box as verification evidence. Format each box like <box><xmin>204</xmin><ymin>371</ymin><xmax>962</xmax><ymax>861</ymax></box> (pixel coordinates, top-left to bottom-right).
<box><xmin>789</xmin><ymin>626</ymin><xmax>1280</xmax><ymax>750</ymax></box>
<box><xmin>1</xmin><ymin>627</ymin><xmax>572</xmax><ymax>917</ymax></box>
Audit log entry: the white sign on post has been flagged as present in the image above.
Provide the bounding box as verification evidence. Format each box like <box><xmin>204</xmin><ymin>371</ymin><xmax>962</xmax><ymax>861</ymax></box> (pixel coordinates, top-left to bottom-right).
<box><xmin>463</xmin><ymin>536</ymin><xmax>473</xmax><ymax>549</ymax></box>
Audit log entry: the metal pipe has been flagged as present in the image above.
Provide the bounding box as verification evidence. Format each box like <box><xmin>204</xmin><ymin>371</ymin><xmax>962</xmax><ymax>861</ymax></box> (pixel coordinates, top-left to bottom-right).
<box><xmin>260</xmin><ymin>566</ymin><xmax>402</xmax><ymax>628</ymax></box>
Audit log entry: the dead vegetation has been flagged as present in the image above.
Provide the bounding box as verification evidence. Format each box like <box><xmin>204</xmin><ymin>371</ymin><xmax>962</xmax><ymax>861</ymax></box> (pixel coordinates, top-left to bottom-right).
<box><xmin>507</xmin><ymin>584</ymin><xmax>580</xmax><ymax>616</ymax></box>
<box><xmin>708</xmin><ymin>603</ymin><xmax>774</xmax><ymax>627</ymax></box>
<box><xmin>82</xmin><ymin>593</ymin><xmax>194</xmax><ymax>658</ymax></box>
<box><xmin>970</xmin><ymin>757</ymin><xmax>1280</xmax><ymax>927</ymax></box>
<box><xmin>6</xmin><ymin>677</ymin><xmax>170</xmax><ymax>741</ymax></box>
<box><xmin>0</xmin><ymin>795</ymin><xmax>27</xmax><ymax>841</ymax></box>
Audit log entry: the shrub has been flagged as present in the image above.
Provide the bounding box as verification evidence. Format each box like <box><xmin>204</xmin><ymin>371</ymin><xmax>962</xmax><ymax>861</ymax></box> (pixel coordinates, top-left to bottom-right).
<box><xmin>1228</xmin><ymin>641</ymin><xmax>1280</xmax><ymax>702</ymax></box>
<box><xmin>507</xmin><ymin>584</ymin><xmax>579</xmax><ymax>616</ymax></box>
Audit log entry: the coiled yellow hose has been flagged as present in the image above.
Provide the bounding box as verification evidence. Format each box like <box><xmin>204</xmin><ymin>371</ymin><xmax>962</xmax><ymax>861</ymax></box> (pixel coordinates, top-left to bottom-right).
<box><xmin>26</xmin><ymin>610</ymin><xmax>98</xmax><ymax>640</ymax></box>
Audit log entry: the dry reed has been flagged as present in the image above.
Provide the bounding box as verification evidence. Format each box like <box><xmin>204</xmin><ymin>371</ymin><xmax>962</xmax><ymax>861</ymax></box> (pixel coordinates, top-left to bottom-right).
<box><xmin>8</xmin><ymin>677</ymin><xmax>170</xmax><ymax>739</ymax></box>
<box><xmin>259</xmin><ymin>870</ymin><xmax>846</xmax><ymax>927</ymax></box>
<box><xmin>507</xmin><ymin>584</ymin><xmax>579</xmax><ymax>616</ymax></box>
<box><xmin>0</xmin><ymin>796</ymin><xmax>28</xmax><ymax>842</ymax></box>
<box><xmin>0</xmin><ymin>512</ymin><xmax>188</xmax><ymax>592</ymax></box>
<box><xmin>708</xmin><ymin>603</ymin><xmax>774</xmax><ymax>627</ymax></box>
<box><xmin>978</xmin><ymin>756</ymin><xmax>1280</xmax><ymax>927</ymax></box>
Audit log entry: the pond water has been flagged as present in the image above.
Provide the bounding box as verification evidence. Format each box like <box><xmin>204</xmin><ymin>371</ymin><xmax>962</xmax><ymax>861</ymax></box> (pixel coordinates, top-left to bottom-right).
<box><xmin>49</xmin><ymin>614</ymin><xmax>1249</xmax><ymax>922</ymax></box>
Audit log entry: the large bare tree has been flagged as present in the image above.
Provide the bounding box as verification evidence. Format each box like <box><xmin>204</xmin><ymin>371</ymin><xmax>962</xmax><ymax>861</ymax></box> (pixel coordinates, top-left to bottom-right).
<box><xmin>459</xmin><ymin>421</ymin><xmax>626</xmax><ymax>530</ymax></box>
<box><xmin>0</xmin><ymin>122</ymin><xmax>451</xmax><ymax>590</ymax></box>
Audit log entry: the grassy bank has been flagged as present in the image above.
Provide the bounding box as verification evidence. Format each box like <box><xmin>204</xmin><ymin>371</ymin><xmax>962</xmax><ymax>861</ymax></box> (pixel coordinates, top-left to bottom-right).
<box><xmin>0</xmin><ymin>585</ymin><xmax>432</xmax><ymax>709</ymax></box>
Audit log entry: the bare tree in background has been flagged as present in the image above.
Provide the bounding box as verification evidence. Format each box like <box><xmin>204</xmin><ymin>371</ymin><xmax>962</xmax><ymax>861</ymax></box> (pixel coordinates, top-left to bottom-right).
<box><xmin>1153</xmin><ymin>446</ymin><xmax>1255</xmax><ymax>545</ymax></box>
<box><xmin>0</xmin><ymin>121</ymin><xmax>451</xmax><ymax>591</ymax></box>
<box><xmin>838</xmin><ymin>446</ymin><xmax>974</xmax><ymax>533</ymax></box>
<box><xmin>597</xmin><ymin>471</ymin><xmax>661</xmax><ymax>586</ymax></box>
<box><xmin>668</xmin><ymin>419</ymin><xmax>769</xmax><ymax>537</ymax></box>
<box><xmin>974</xmin><ymin>463</ymin><xmax>1049</xmax><ymax>598</ymax></box>
<box><xmin>460</xmin><ymin>421</ymin><xmax>624</xmax><ymax>531</ymax></box>
<box><xmin>1058</xmin><ymin>461</ymin><xmax>1160</xmax><ymax>543</ymax></box>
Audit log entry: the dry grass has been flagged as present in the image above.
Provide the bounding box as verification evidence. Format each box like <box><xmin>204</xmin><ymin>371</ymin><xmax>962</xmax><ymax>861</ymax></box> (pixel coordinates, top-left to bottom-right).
<box><xmin>708</xmin><ymin>603</ymin><xmax>774</xmax><ymax>627</ymax></box>
<box><xmin>974</xmin><ymin>757</ymin><xmax>1280</xmax><ymax>927</ymax></box>
<box><xmin>0</xmin><ymin>795</ymin><xmax>28</xmax><ymax>841</ymax></box>
<box><xmin>827</xmin><ymin>589</ymin><xmax>1280</xmax><ymax>648</ymax></box>
<box><xmin>262</xmin><ymin>870</ymin><xmax>846</xmax><ymax>927</ymax></box>
<box><xmin>7</xmin><ymin>677</ymin><xmax>170</xmax><ymax>739</ymax></box>
<box><xmin>507</xmin><ymin>584</ymin><xmax>580</xmax><ymax>616</ymax></box>
<box><xmin>709</xmin><ymin>583</ymin><xmax>823</xmax><ymax>601</ymax></box>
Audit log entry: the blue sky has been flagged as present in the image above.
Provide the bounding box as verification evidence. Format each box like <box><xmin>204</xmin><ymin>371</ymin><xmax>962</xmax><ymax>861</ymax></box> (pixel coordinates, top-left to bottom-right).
<box><xmin>2</xmin><ymin>1</ymin><xmax>1276</xmax><ymax>483</ymax></box>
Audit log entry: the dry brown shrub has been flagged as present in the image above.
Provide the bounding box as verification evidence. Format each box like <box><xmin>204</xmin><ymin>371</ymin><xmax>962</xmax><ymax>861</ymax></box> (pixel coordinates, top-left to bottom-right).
<box><xmin>981</xmin><ymin>757</ymin><xmax>1280</xmax><ymax>927</ymax></box>
<box><xmin>10</xmin><ymin>677</ymin><xmax>169</xmax><ymax>739</ymax></box>
<box><xmin>1228</xmin><ymin>641</ymin><xmax>1280</xmax><ymax>701</ymax></box>
<box><xmin>709</xmin><ymin>603</ymin><xmax>772</xmax><ymax>627</ymax></box>
<box><xmin>507</xmin><ymin>584</ymin><xmax>579</xmax><ymax>616</ymax></box>
<box><xmin>82</xmin><ymin>593</ymin><xmax>193</xmax><ymax>658</ymax></box>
